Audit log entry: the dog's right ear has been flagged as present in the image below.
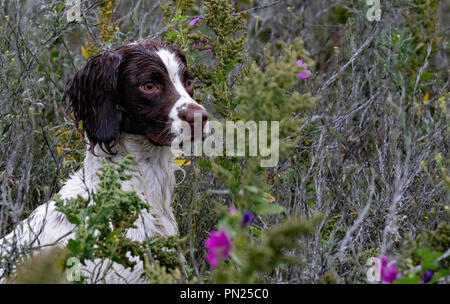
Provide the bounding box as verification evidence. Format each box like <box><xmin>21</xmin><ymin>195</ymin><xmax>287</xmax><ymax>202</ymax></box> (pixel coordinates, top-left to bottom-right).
<box><xmin>64</xmin><ymin>51</ymin><xmax>123</xmax><ymax>154</ymax></box>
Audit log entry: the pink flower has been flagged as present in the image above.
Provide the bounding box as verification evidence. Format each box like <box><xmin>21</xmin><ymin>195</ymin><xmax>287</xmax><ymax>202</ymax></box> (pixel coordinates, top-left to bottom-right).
<box><xmin>297</xmin><ymin>59</ymin><xmax>311</xmax><ymax>79</ymax></box>
<box><xmin>229</xmin><ymin>205</ymin><xmax>237</xmax><ymax>213</ymax></box>
<box><xmin>190</xmin><ymin>16</ymin><xmax>200</xmax><ymax>26</ymax></box>
<box><xmin>376</xmin><ymin>255</ymin><xmax>398</xmax><ymax>283</ymax></box>
<box><xmin>205</xmin><ymin>229</ymin><xmax>232</xmax><ymax>268</ymax></box>
<box><xmin>297</xmin><ymin>60</ymin><xmax>307</xmax><ymax>68</ymax></box>
<box><xmin>298</xmin><ymin>72</ymin><xmax>311</xmax><ymax>79</ymax></box>
<box><xmin>192</xmin><ymin>40</ymin><xmax>212</xmax><ymax>53</ymax></box>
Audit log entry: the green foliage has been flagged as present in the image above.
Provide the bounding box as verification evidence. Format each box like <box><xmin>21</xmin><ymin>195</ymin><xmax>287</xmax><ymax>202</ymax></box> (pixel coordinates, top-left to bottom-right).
<box><xmin>391</xmin><ymin>223</ymin><xmax>450</xmax><ymax>284</ymax></box>
<box><xmin>163</xmin><ymin>0</ymin><xmax>246</xmax><ymax>118</ymax></box>
<box><xmin>54</xmin><ymin>155</ymin><xmax>147</xmax><ymax>277</ymax></box>
<box><xmin>195</xmin><ymin>0</ymin><xmax>246</xmax><ymax>118</ymax></box>
<box><xmin>205</xmin><ymin>37</ymin><xmax>317</xmax><ymax>223</ymax></box>
<box><xmin>11</xmin><ymin>247</ymin><xmax>68</xmax><ymax>284</ymax></box>
<box><xmin>236</xmin><ymin>38</ymin><xmax>318</xmax><ymax>157</ymax></box>
<box><xmin>401</xmin><ymin>0</ymin><xmax>441</xmax><ymax>73</ymax></box>
<box><xmin>161</xmin><ymin>0</ymin><xmax>321</xmax><ymax>284</ymax></box>
<box><xmin>214</xmin><ymin>215</ymin><xmax>323</xmax><ymax>283</ymax></box>
<box><xmin>143</xmin><ymin>235</ymin><xmax>188</xmax><ymax>283</ymax></box>
<box><xmin>144</xmin><ymin>257</ymin><xmax>182</xmax><ymax>284</ymax></box>
<box><xmin>403</xmin><ymin>223</ymin><xmax>450</xmax><ymax>269</ymax></box>
<box><xmin>161</xmin><ymin>1</ymin><xmax>196</xmax><ymax>55</ymax></box>
<box><xmin>159</xmin><ymin>0</ymin><xmax>322</xmax><ymax>284</ymax></box>
<box><xmin>81</xmin><ymin>0</ymin><xmax>120</xmax><ymax>58</ymax></box>
<box><xmin>53</xmin><ymin>155</ymin><xmax>190</xmax><ymax>283</ymax></box>
<box><xmin>146</xmin><ymin>236</ymin><xmax>185</xmax><ymax>272</ymax></box>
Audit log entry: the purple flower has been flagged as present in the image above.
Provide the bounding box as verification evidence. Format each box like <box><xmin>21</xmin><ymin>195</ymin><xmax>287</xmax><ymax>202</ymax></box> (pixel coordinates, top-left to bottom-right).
<box><xmin>423</xmin><ymin>270</ymin><xmax>433</xmax><ymax>283</ymax></box>
<box><xmin>241</xmin><ymin>211</ymin><xmax>254</xmax><ymax>227</ymax></box>
<box><xmin>377</xmin><ymin>255</ymin><xmax>398</xmax><ymax>283</ymax></box>
<box><xmin>192</xmin><ymin>40</ymin><xmax>212</xmax><ymax>53</ymax></box>
<box><xmin>205</xmin><ymin>229</ymin><xmax>232</xmax><ymax>268</ymax></box>
<box><xmin>298</xmin><ymin>72</ymin><xmax>311</xmax><ymax>79</ymax></box>
<box><xmin>297</xmin><ymin>59</ymin><xmax>311</xmax><ymax>79</ymax></box>
<box><xmin>297</xmin><ymin>59</ymin><xmax>307</xmax><ymax>68</ymax></box>
<box><xmin>229</xmin><ymin>205</ymin><xmax>237</xmax><ymax>214</ymax></box>
<box><xmin>382</xmin><ymin>264</ymin><xmax>398</xmax><ymax>283</ymax></box>
<box><xmin>190</xmin><ymin>16</ymin><xmax>200</xmax><ymax>26</ymax></box>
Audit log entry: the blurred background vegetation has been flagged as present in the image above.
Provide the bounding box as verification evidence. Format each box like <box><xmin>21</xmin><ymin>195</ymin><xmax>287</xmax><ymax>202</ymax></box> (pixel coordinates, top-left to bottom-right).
<box><xmin>0</xmin><ymin>0</ymin><xmax>448</xmax><ymax>283</ymax></box>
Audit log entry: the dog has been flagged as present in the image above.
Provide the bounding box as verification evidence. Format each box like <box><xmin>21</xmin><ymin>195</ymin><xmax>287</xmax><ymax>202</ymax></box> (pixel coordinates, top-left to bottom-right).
<box><xmin>0</xmin><ymin>40</ymin><xmax>209</xmax><ymax>283</ymax></box>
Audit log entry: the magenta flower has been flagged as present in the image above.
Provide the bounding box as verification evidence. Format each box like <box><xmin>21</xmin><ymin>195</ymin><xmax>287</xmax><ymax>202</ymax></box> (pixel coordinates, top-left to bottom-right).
<box><xmin>298</xmin><ymin>71</ymin><xmax>311</xmax><ymax>79</ymax></box>
<box><xmin>376</xmin><ymin>255</ymin><xmax>398</xmax><ymax>283</ymax></box>
<box><xmin>297</xmin><ymin>60</ymin><xmax>307</xmax><ymax>68</ymax></box>
<box><xmin>229</xmin><ymin>205</ymin><xmax>237</xmax><ymax>213</ymax></box>
<box><xmin>192</xmin><ymin>40</ymin><xmax>212</xmax><ymax>52</ymax></box>
<box><xmin>297</xmin><ymin>59</ymin><xmax>311</xmax><ymax>79</ymax></box>
<box><xmin>190</xmin><ymin>16</ymin><xmax>200</xmax><ymax>26</ymax></box>
<box><xmin>205</xmin><ymin>229</ymin><xmax>232</xmax><ymax>268</ymax></box>
<box><xmin>241</xmin><ymin>211</ymin><xmax>254</xmax><ymax>227</ymax></box>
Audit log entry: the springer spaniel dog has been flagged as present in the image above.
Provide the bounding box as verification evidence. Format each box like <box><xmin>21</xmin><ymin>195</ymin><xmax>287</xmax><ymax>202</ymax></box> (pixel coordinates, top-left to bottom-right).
<box><xmin>0</xmin><ymin>40</ymin><xmax>209</xmax><ymax>283</ymax></box>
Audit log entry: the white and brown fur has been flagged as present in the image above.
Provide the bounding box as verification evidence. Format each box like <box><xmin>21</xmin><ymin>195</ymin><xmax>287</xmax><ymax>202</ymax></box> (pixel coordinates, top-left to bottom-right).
<box><xmin>0</xmin><ymin>40</ymin><xmax>209</xmax><ymax>283</ymax></box>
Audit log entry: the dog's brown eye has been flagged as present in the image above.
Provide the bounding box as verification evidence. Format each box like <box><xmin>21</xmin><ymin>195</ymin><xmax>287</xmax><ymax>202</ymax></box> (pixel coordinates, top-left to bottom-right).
<box><xmin>143</xmin><ymin>82</ymin><xmax>156</xmax><ymax>92</ymax></box>
<box><xmin>185</xmin><ymin>79</ymin><xmax>193</xmax><ymax>88</ymax></box>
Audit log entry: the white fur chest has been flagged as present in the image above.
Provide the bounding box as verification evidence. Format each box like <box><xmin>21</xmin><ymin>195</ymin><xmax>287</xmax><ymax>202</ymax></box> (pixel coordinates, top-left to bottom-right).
<box><xmin>59</xmin><ymin>133</ymin><xmax>178</xmax><ymax>241</ymax></box>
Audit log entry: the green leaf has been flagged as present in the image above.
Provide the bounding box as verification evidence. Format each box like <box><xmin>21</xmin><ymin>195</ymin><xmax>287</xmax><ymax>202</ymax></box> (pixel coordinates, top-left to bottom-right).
<box><xmin>171</xmin><ymin>15</ymin><xmax>188</xmax><ymax>23</ymax></box>
<box><xmin>225</xmin><ymin>61</ymin><xmax>237</xmax><ymax>74</ymax></box>
<box><xmin>198</xmin><ymin>159</ymin><xmax>211</xmax><ymax>170</ymax></box>
<box><xmin>419</xmin><ymin>72</ymin><xmax>433</xmax><ymax>83</ymax></box>
<box><xmin>66</xmin><ymin>213</ymin><xmax>81</xmax><ymax>225</ymax></box>
<box><xmin>251</xmin><ymin>226</ymin><xmax>262</xmax><ymax>238</ymax></box>
<box><xmin>393</xmin><ymin>276</ymin><xmax>420</xmax><ymax>284</ymax></box>
<box><xmin>253</xmin><ymin>202</ymin><xmax>285</xmax><ymax>215</ymax></box>
<box><xmin>167</xmin><ymin>31</ymin><xmax>177</xmax><ymax>39</ymax></box>
<box><xmin>419</xmin><ymin>248</ymin><xmax>441</xmax><ymax>271</ymax></box>
<box><xmin>429</xmin><ymin>269</ymin><xmax>450</xmax><ymax>284</ymax></box>
<box><xmin>67</xmin><ymin>239</ymin><xmax>82</xmax><ymax>256</ymax></box>
<box><xmin>263</xmin><ymin>192</ymin><xmax>276</xmax><ymax>203</ymax></box>
<box><xmin>244</xmin><ymin>185</ymin><xmax>259</xmax><ymax>194</ymax></box>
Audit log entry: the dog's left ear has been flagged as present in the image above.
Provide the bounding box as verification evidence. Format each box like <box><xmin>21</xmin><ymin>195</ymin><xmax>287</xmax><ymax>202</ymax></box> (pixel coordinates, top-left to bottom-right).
<box><xmin>64</xmin><ymin>51</ymin><xmax>123</xmax><ymax>154</ymax></box>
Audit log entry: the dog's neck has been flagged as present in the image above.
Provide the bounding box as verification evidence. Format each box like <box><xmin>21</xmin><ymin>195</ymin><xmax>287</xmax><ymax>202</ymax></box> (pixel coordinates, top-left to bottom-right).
<box><xmin>81</xmin><ymin>133</ymin><xmax>176</xmax><ymax>225</ymax></box>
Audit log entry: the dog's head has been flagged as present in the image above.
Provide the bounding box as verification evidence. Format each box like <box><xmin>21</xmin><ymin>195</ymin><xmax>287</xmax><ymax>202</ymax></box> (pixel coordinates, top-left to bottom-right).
<box><xmin>65</xmin><ymin>40</ymin><xmax>208</xmax><ymax>153</ymax></box>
